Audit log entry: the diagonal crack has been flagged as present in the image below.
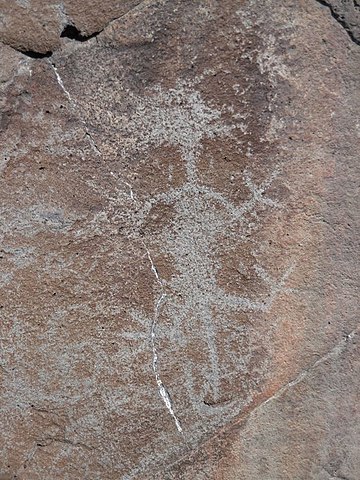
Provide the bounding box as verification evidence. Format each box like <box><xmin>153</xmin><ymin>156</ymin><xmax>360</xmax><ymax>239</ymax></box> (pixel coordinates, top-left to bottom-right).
<box><xmin>255</xmin><ymin>328</ymin><xmax>358</xmax><ymax>410</ymax></box>
<box><xmin>48</xmin><ymin>59</ymin><xmax>183</xmax><ymax>434</ymax></box>
<box><xmin>322</xmin><ymin>465</ymin><xmax>352</xmax><ymax>480</ymax></box>
<box><xmin>58</xmin><ymin>0</ymin><xmax>147</xmax><ymax>43</ymax></box>
<box><xmin>48</xmin><ymin>60</ymin><xmax>101</xmax><ymax>156</ymax></box>
<box><xmin>36</xmin><ymin>436</ymin><xmax>94</xmax><ymax>451</ymax></box>
<box><xmin>1</xmin><ymin>0</ymin><xmax>148</xmax><ymax>58</ymax></box>
<box><xmin>143</xmin><ymin>243</ymin><xmax>183</xmax><ymax>434</ymax></box>
<box><xmin>163</xmin><ymin>327</ymin><xmax>359</xmax><ymax>473</ymax></box>
<box><xmin>315</xmin><ymin>0</ymin><xmax>360</xmax><ymax>46</ymax></box>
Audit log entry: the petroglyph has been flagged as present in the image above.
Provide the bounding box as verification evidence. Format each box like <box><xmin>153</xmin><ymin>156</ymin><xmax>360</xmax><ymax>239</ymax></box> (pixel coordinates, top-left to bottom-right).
<box><xmin>1</xmin><ymin>0</ymin><xmax>359</xmax><ymax>477</ymax></box>
<box><xmin>115</xmin><ymin>79</ymin><xmax>294</xmax><ymax>424</ymax></box>
<box><xmin>10</xmin><ymin>64</ymin><xmax>293</xmax><ymax>436</ymax></box>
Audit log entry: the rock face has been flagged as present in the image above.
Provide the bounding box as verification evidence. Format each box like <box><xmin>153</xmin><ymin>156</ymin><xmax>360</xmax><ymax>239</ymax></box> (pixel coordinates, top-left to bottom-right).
<box><xmin>0</xmin><ymin>1</ymin><xmax>359</xmax><ymax>479</ymax></box>
<box><xmin>316</xmin><ymin>0</ymin><xmax>360</xmax><ymax>44</ymax></box>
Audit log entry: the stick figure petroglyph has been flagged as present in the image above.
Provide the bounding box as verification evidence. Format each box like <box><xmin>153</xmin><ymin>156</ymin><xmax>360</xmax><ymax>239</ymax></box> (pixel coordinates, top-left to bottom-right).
<box><xmin>115</xmin><ymin>79</ymin><xmax>294</xmax><ymax>430</ymax></box>
<box><xmin>48</xmin><ymin>55</ymin><xmax>293</xmax><ymax>434</ymax></box>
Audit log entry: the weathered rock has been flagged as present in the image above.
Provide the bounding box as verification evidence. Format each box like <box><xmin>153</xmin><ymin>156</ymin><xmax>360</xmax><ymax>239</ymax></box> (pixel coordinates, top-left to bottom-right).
<box><xmin>165</xmin><ymin>333</ymin><xmax>360</xmax><ymax>479</ymax></box>
<box><xmin>316</xmin><ymin>0</ymin><xmax>360</xmax><ymax>44</ymax></box>
<box><xmin>0</xmin><ymin>0</ymin><xmax>141</xmax><ymax>55</ymax></box>
<box><xmin>0</xmin><ymin>1</ymin><xmax>359</xmax><ymax>479</ymax></box>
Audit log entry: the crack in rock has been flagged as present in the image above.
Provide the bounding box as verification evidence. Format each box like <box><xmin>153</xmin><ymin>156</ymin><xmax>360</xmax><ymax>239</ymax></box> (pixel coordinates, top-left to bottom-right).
<box><xmin>48</xmin><ymin>60</ymin><xmax>101</xmax><ymax>155</ymax></box>
<box><xmin>162</xmin><ymin>328</ymin><xmax>359</xmax><ymax>475</ymax></box>
<box><xmin>144</xmin><ymin>244</ymin><xmax>183</xmax><ymax>434</ymax></box>
<box><xmin>315</xmin><ymin>0</ymin><xmax>360</xmax><ymax>45</ymax></box>
<box><xmin>2</xmin><ymin>0</ymin><xmax>148</xmax><ymax>58</ymax></box>
<box><xmin>36</xmin><ymin>436</ymin><xmax>94</xmax><ymax>451</ymax></box>
<box><xmin>48</xmin><ymin>59</ymin><xmax>183</xmax><ymax>434</ymax></box>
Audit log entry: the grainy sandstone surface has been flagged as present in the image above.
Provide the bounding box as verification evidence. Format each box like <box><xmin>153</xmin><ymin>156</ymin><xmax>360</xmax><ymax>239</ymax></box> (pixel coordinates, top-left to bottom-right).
<box><xmin>0</xmin><ymin>1</ymin><xmax>359</xmax><ymax>479</ymax></box>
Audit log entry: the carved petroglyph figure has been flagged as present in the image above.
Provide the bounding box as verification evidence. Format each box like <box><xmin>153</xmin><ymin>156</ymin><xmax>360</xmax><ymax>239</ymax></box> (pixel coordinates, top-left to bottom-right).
<box><xmin>49</xmin><ymin>65</ymin><xmax>292</xmax><ymax>433</ymax></box>
<box><xmin>115</xmin><ymin>80</ymin><xmax>294</xmax><ymax>430</ymax></box>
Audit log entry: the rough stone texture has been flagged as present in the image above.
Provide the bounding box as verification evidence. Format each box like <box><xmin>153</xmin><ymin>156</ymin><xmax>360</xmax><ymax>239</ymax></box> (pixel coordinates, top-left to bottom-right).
<box><xmin>166</xmin><ymin>333</ymin><xmax>360</xmax><ymax>479</ymax></box>
<box><xmin>0</xmin><ymin>0</ymin><xmax>142</xmax><ymax>54</ymax></box>
<box><xmin>0</xmin><ymin>1</ymin><xmax>359</xmax><ymax>479</ymax></box>
<box><xmin>317</xmin><ymin>0</ymin><xmax>360</xmax><ymax>44</ymax></box>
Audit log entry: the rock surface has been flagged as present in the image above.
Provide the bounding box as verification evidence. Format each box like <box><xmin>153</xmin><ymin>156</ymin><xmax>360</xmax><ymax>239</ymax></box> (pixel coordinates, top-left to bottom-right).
<box><xmin>317</xmin><ymin>0</ymin><xmax>360</xmax><ymax>44</ymax></box>
<box><xmin>0</xmin><ymin>1</ymin><xmax>359</xmax><ymax>479</ymax></box>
